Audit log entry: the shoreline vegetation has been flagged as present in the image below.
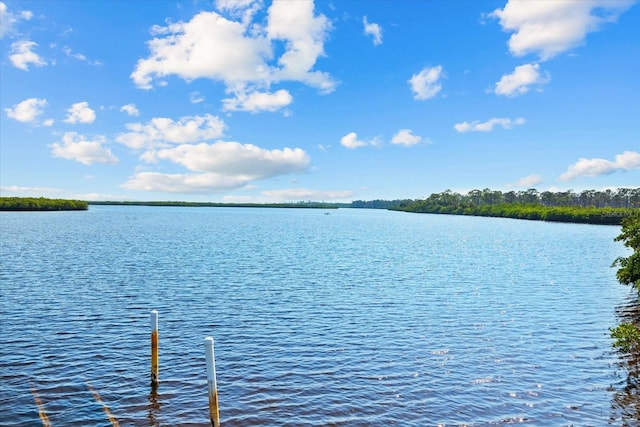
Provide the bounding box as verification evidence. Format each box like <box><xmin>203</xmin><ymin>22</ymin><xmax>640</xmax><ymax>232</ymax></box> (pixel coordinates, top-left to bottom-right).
<box><xmin>1</xmin><ymin>187</ymin><xmax>637</xmax><ymax>224</ymax></box>
<box><xmin>390</xmin><ymin>188</ymin><xmax>639</xmax><ymax>225</ymax></box>
<box><xmin>0</xmin><ymin>197</ymin><xmax>88</xmax><ymax>211</ymax></box>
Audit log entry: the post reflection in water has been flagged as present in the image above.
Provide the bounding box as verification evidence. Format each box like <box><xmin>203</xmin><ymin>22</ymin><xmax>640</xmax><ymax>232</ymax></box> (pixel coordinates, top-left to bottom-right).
<box><xmin>611</xmin><ymin>294</ymin><xmax>640</xmax><ymax>424</ymax></box>
<box><xmin>147</xmin><ymin>389</ymin><xmax>160</xmax><ymax>427</ymax></box>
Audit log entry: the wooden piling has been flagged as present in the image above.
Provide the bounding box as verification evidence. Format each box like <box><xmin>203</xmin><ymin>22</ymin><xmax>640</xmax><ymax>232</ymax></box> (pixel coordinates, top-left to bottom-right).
<box><xmin>151</xmin><ymin>310</ymin><xmax>159</xmax><ymax>388</ymax></box>
<box><xmin>204</xmin><ymin>336</ymin><xmax>220</xmax><ymax>427</ymax></box>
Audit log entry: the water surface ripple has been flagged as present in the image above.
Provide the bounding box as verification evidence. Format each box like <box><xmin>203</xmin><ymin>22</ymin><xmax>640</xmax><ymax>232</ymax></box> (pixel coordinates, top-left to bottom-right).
<box><xmin>0</xmin><ymin>206</ymin><xmax>630</xmax><ymax>426</ymax></box>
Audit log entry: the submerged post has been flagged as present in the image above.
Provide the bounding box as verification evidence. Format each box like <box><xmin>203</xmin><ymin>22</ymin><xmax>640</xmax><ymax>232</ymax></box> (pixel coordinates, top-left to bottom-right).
<box><xmin>30</xmin><ymin>385</ymin><xmax>51</xmax><ymax>427</ymax></box>
<box><xmin>204</xmin><ymin>336</ymin><xmax>220</xmax><ymax>427</ymax></box>
<box><xmin>151</xmin><ymin>310</ymin><xmax>159</xmax><ymax>388</ymax></box>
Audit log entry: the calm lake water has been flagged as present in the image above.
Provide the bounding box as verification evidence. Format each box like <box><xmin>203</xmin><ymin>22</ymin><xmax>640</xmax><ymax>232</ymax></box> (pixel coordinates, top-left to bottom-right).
<box><xmin>0</xmin><ymin>206</ymin><xmax>633</xmax><ymax>426</ymax></box>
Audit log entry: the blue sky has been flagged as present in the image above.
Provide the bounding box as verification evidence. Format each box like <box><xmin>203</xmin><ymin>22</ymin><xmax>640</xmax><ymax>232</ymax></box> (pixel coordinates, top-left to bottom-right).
<box><xmin>1</xmin><ymin>0</ymin><xmax>638</xmax><ymax>203</ymax></box>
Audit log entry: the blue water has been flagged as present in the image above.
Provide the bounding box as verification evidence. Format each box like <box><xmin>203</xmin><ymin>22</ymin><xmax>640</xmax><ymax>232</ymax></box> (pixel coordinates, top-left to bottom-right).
<box><xmin>0</xmin><ymin>206</ymin><xmax>632</xmax><ymax>426</ymax></box>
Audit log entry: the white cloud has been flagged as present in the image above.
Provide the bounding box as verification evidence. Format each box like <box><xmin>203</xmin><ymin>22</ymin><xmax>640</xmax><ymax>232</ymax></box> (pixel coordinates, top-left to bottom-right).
<box><xmin>120</xmin><ymin>103</ymin><xmax>139</xmax><ymax>117</ymax></box>
<box><xmin>363</xmin><ymin>16</ymin><xmax>383</xmax><ymax>46</ymax></box>
<box><xmin>50</xmin><ymin>132</ymin><xmax>118</xmax><ymax>165</ymax></box>
<box><xmin>215</xmin><ymin>0</ymin><xmax>262</xmax><ymax>26</ymax></box>
<box><xmin>408</xmin><ymin>65</ymin><xmax>444</xmax><ymax>100</ymax></box>
<box><xmin>391</xmin><ymin>129</ymin><xmax>424</xmax><ymax>146</ymax></box>
<box><xmin>494</xmin><ymin>63</ymin><xmax>549</xmax><ymax>97</ymax></box>
<box><xmin>340</xmin><ymin>132</ymin><xmax>381</xmax><ymax>149</ymax></box>
<box><xmin>266</xmin><ymin>0</ymin><xmax>334</xmax><ymax>91</ymax></box>
<box><xmin>222</xmin><ymin>89</ymin><xmax>293</xmax><ymax>112</ymax></box>
<box><xmin>64</xmin><ymin>101</ymin><xmax>96</xmax><ymax>124</ymax></box>
<box><xmin>9</xmin><ymin>40</ymin><xmax>46</xmax><ymax>70</ymax></box>
<box><xmin>517</xmin><ymin>174</ymin><xmax>543</xmax><ymax>187</ymax></box>
<box><xmin>131</xmin><ymin>1</ymin><xmax>335</xmax><ymax>110</ymax></box>
<box><xmin>117</xmin><ymin>114</ymin><xmax>225</xmax><ymax>150</ymax></box>
<box><xmin>62</xmin><ymin>46</ymin><xmax>102</xmax><ymax>65</ymax></box>
<box><xmin>1</xmin><ymin>2</ymin><xmax>32</xmax><ymax>38</ymax></box>
<box><xmin>155</xmin><ymin>141</ymin><xmax>309</xmax><ymax>176</ymax></box>
<box><xmin>340</xmin><ymin>132</ymin><xmax>366</xmax><ymax>149</ymax></box>
<box><xmin>489</xmin><ymin>0</ymin><xmax>635</xmax><ymax>60</ymax></box>
<box><xmin>4</xmin><ymin>98</ymin><xmax>47</xmax><ymax>123</ymax></box>
<box><xmin>0</xmin><ymin>185</ymin><xmax>62</xmax><ymax>196</ymax></box>
<box><xmin>190</xmin><ymin>91</ymin><xmax>205</xmax><ymax>104</ymax></box>
<box><xmin>63</xmin><ymin>46</ymin><xmax>86</xmax><ymax>61</ymax></box>
<box><xmin>122</xmin><ymin>141</ymin><xmax>310</xmax><ymax>193</ymax></box>
<box><xmin>131</xmin><ymin>11</ymin><xmax>271</xmax><ymax>89</ymax></box>
<box><xmin>262</xmin><ymin>188</ymin><xmax>353</xmax><ymax>201</ymax></box>
<box><xmin>454</xmin><ymin>117</ymin><xmax>525</xmax><ymax>132</ymax></box>
<box><xmin>122</xmin><ymin>171</ymin><xmax>250</xmax><ymax>193</ymax></box>
<box><xmin>559</xmin><ymin>151</ymin><xmax>640</xmax><ymax>181</ymax></box>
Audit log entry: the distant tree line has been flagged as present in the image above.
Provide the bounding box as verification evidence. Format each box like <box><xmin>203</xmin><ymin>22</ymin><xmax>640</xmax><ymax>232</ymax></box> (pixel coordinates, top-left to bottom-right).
<box><xmin>386</xmin><ymin>188</ymin><xmax>639</xmax><ymax>225</ymax></box>
<box><xmin>350</xmin><ymin>199</ymin><xmax>412</xmax><ymax>209</ymax></box>
<box><xmin>0</xmin><ymin>197</ymin><xmax>88</xmax><ymax>211</ymax></box>
<box><xmin>350</xmin><ymin>188</ymin><xmax>640</xmax><ymax>210</ymax></box>
<box><xmin>398</xmin><ymin>187</ymin><xmax>640</xmax><ymax>209</ymax></box>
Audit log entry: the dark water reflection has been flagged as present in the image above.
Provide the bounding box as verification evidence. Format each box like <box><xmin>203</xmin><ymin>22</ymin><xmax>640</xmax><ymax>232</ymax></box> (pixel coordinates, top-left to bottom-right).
<box><xmin>611</xmin><ymin>295</ymin><xmax>640</xmax><ymax>425</ymax></box>
<box><xmin>148</xmin><ymin>389</ymin><xmax>160</xmax><ymax>427</ymax></box>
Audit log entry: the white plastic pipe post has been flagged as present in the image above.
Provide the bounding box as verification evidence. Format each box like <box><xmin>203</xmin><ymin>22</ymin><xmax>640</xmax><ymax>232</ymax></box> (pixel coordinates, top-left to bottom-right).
<box><xmin>151</xmin><ymin>310</ymin><xmax>159</xmax><ymax>388</ymax></box>
<box><xmin>204</xmin><ymin>336</ymin><xmax>220</xmax><ymax>427</ymax></box>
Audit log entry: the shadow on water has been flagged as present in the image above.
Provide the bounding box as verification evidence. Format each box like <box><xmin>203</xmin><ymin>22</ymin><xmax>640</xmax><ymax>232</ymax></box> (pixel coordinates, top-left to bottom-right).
<box><xmin>610</xmin><ymin>293</ymin><xmax>640</xmax><ymax>425</ymax></box>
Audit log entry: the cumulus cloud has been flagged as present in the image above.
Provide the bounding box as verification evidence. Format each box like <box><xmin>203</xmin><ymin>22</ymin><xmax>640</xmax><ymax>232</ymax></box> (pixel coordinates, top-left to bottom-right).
<box><xmin>120</xmin><ymin>103</ymin><xmax>139</xmax><ymax>117</ymax></box>
<box><xmin>154</xmin><ymin>141</ymin><xmax>309</xmax><ymax>177</ymax></box>
<box><xmin>222</xmin><ymin>89</ymin><xmax>293</xmax><ymax>112</ymax></box>
<box><xmin>517</xmin><ymin>174</ymin><xmax>543</xmax><ymax>187</ymax></box>
<box><xmin>340</xmin><ymin>132</ymin><xmax>381</xmax><ymax>149</ymax></box>
<box><xmin>122</xmin><ymin>141</ymin><xmax>310</xmax><ymax>193</ymax></box>
<box><xmin>1</xmin><ymin>2</ymin><xmax>32</xmax><ymax>38</ymax></box>
<box><xmin>363</xmin><ymin>16</ymin><xmax>383</xmax><ymax>46</ymax></box>
<box><xmin>9</xmin><ymin>40</ymin><xmax>46</xmax><ymax>70</ymax></box>
<box><xmin>489</xmin><ymin>0</ymin><xmax>635</xmax><ymax>60</ymax></box>
<box><xmin>266</xmin><ymin>1</ymin><xmax>334</xmax><ymax>90</ymax></box>
<box><xmin>131</xmin><ymin>1</ymin><xmax>335</xmax><ymax>111</ymax></box>
<box><xmin>4</xmin><ymin>97</ymin><xmax>47</xmax><ymax>123</ymax></box>
<box><xmin>494</xmin><ymin>63</ymin><xmax>549</xmax><ymax>97</ymax></box>
<box><xmin>559</xmin><ymin>151</ymin><xmax>640</xmax><ymax>181</ymax></box>
<box><xmin>391</xmin><ymin>129</ymin><xmax>424</xmax><ymax>146</ymax></box>
<box><xmin>454</xmin><ymin>117</ymin><xmax>525</xmax><ymax>132</ymax></box>
<box><xmin>131</xmin><ymin>11</ymin><xmax>271</xmax><ymax>89</ymax></box>
<box><xmin>50</xmin><ymin>132</ymin><xmax>118</xmax><ymax>165</ymax></box>
<box><xmin>64</xmin><ymin>102</ymin><xmax>96</xmax><ymax>124</ymax></box>
<box><xmin>117</xmin><ymin>114</ymin><xmax>225</xmax><ymax>150</ymax></box>
<box><xmin>408</xmin><ymin>65</ymin><xmax>444</xmax><ymax>100</ymax></box>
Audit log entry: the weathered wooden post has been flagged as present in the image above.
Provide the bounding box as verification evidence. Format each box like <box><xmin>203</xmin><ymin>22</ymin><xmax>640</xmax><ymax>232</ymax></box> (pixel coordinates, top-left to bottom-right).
<box><xmin>151</xmin><ymin>310</ymin><xmax>159</xmax><ymax>388</ymax></box>
<box><xmin>204</xmin><ymin>336</ymin><xmax>220</xmax><ymax>427</ymax></box>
